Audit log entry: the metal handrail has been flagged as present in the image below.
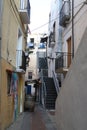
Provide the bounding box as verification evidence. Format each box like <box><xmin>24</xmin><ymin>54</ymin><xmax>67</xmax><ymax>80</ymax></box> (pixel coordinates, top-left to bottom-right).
<box><xmin>43</xmin><ymin>82</ymin><xmax>47</xmax><ymax>97</ymax></box>
<box><xmin>52</xmin><ymin>71</ymin><xmax>59</xmax><ymax>94</ymax></box>
<box><xmin>40</xmin><ymin>69</ymin><xmax>47</xmax><ymax>108</ymax></box>
<box><xmin>43</xmin><ymin>82</ymin><xmax>47</xmax><ymax>107</ymax></box>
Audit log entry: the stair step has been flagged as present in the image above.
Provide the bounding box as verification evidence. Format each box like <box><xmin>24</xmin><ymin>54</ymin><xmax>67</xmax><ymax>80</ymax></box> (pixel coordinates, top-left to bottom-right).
<box><xmin>45</xmin><ymin>104</ymin><xmax>56</xmax><ymax>109</ymax></box>
<box><xmin>46</xmin><ymin>96</ymin><xmax>57</xmax><ymax>99</ymax></box>
<box><xmin>46</xmin><ymin>91</ymin><xmax>57</xmax><ymax>94</ymax></box>
<box><xmin>46</xmin><ymin>99</ymin><xmax>56</xmax><ymax>102</ymax></box>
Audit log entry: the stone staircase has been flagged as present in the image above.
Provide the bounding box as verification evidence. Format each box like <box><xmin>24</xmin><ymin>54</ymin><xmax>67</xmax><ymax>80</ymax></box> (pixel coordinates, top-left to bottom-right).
<box><xmin>43</xmin><ymin>77</ymin><xmax>57</xmax><ymax>110</ymax></box>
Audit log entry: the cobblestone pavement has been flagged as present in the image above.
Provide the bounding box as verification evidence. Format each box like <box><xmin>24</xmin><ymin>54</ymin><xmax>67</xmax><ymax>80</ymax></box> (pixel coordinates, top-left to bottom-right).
<box><xmin>6</xmin><ymin>104</ymin><xmax>57</xmax><ymax>130</ymax></box>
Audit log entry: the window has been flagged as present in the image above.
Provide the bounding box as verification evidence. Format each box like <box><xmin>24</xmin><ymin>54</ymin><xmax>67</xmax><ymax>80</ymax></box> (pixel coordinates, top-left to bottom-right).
<box><xmin>7</xmin><ymin>71</ymin><xmax>12</xmax><ymax>95</ymax></box>
<box><xmin>30</xmin><ymin>38</ymin><xmax>34</xmax><ymax>43</ymax></box>
<box><xmin>28</xmin><ymin>72</ymin><xmax>32</xmax><ymax>79</ymax></box>
<box><xmin>20</xmin><ymin>0</ymin><xmax>24</xmax><ymax>9</ymax></box>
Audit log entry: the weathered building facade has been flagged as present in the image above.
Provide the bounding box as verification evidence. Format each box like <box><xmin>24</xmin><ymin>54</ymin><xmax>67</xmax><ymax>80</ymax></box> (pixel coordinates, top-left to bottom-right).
<box><xmin>47</xmin><ymin>0</ymin><xmax>87</xmax><ymax>129</ymax></box>
<box><xmin>0</xmin><ymin>0</ymin><xmax>30</xmax><ymax>129</ymax></box>
<box><xmin>55</xmin><ymin>0</ymin><xmax>87</xmax><ymax>130</ymax></box>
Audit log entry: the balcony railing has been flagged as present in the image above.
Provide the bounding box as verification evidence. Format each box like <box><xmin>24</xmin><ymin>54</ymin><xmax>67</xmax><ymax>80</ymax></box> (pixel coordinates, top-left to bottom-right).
<box><xmin>16</xmin><ymin>50</ymin><xmax>26</xmax><ymax>73</ymax></box>
<box><xmin>19</xmin><ymin>0</ymin><xmax>30</xmax><ymax>24</ymax></box>
<box><xmin>55</xmin><ymin>52</ymin><xmax>72</xmax><ymax>73</ymax></box>
<box><xmin>59</xmin><ymin>1</ymin><xmax>71</xmax><ymax>27</ymax></box>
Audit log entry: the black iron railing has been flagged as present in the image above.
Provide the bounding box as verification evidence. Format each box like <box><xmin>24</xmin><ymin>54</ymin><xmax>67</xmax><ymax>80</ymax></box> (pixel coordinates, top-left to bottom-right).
<box><xmin>52</xmin><ymin>71</ymin><xmax>59</xmax><ymax>94</ymax></box>
<box><xmin>16</xmin><ymin>50</ymin><xmax>26</xmax><ymax>72</ymax></box>
<box><xmin>55</xmin><ymin>52</ymin><xmax>72</xmax><ymax>71</ymax></box>
<box><xmin>59</xmin><ymin>1</ymin><xmax>71</xmax><ymax>27</ymax></box>
<box><xmin>20</xmin><ymin>0</ymin><xmax>31</xmax><ymax>24</ymax></box>
<box><xmin>27</xmin><ymin>0</ymin><xmax>30</xmax><ymax>23</ymax></box>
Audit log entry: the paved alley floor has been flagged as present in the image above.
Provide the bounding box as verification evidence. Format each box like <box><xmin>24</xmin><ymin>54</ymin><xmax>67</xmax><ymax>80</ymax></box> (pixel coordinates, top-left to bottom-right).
<box><xmin>6</xmin><ymin>104</ymin><xmax>57</xmax><ymax>130</ymax></box>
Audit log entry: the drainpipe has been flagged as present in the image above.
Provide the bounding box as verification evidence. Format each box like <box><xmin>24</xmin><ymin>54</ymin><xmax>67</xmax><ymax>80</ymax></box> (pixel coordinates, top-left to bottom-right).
<box><xmin>57</xmin><ymin>0</ymin><xmax>62</xmax><ymax>53</ymax></box>
<box><xmin>0</xmin><ymin>0</ymin><xmax>3</xmax><ymax>128</ymax></box>
<box><xmin>72</xmin><ymin>0</ymin><xmax>74</xmax><ymax>58</ymax></box>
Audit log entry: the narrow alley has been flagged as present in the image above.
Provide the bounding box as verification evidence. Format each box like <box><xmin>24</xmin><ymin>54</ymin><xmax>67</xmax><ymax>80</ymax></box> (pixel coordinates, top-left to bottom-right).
<box><xmin>1</xmin><ymin>0</ymin><xmax>87</xmax><ymax>129</ymax></box>
<box><xmin>6</xmin><ymin>103</ymin><xmax>57</xmax><ymax>130</ymax></box>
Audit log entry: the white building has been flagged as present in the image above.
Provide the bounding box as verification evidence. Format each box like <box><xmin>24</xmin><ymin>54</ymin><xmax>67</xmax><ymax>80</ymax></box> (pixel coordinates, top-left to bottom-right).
<box><xmin>47</xmin><ymin>0</ymin><xmax>63</xmax><ymax>88</ymax></box>
<box><xmin>25</xmin><ymin>33</ymin><xmax>47</xmax><ymax>96</ymax></box>
<box><xmin>55</xmin><ymin>0</ymin><xmax>87</xmax><ymax>129</ymax></box>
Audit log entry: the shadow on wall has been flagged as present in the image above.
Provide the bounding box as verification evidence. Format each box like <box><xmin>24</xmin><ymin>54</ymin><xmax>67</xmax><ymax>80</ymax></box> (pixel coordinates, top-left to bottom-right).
<box><xmin>56</xmin><ymin>27</ymin><xmax>87</xmax><ymax>130</ymax></box>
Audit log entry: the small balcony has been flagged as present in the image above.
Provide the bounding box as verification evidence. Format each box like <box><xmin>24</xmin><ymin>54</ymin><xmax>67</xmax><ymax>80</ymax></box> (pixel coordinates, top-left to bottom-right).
<box><xmin>59</xmin><ymin>1</ymin><xmax>71</xmax><ymax>27</ymax></box>
<box><xmin>19</xmin><ymin>0</ymin><xmax>30</xmax><ymax>24</ymax></box>
<box><xmin>55</xmin><ymin>52</ymin><xmax>72</xmax><ymax>75</ymax></box>
<box><xmin>16</xmin><ymin>50</ymin><xmax>26</xmax><ymax>73</ymax></box>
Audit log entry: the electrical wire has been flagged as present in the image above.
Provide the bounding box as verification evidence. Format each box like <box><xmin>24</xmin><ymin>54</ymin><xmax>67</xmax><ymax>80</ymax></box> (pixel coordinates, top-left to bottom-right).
<box><xmin>30</xmin><ymin>16</ymin><xmax>59</xmax><ymax>32</ymax></box>
<box><xmin>30</xmin><ymin>1</ymin><xmax>86</xmax><ymax>33</ymax></box>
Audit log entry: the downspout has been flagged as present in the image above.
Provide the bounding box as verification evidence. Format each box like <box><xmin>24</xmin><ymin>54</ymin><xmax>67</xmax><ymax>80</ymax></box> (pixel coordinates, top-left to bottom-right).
<box><xmin>72</xmin><ymin>0</ymin><xmax>74</xmax><ymax>58</ymax></box>
<box><xmin>0</xmin><ymin>0</ymin><xmax>3</xmax><ymax>129</ymax></box>
<box><xmin>57</xmin><ymin>0</ymin><xmax>63</xmax><ymax>52</ymax></box>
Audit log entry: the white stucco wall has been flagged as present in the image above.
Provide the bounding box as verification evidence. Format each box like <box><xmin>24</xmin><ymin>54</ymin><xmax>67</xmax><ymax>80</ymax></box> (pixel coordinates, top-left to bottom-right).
<box><xmin>63</xmin><ymin>0</ymin><xmax>87</xmax><ymax>54</ymax></box>
<box><xmin>48</xmin><ymin>0</ymin><xmax>62</xmax><ymax>77</ymax></box>
<box><xmin>56</xmin><ymin>27</ymin><xmax>87</xmax><ymax>130</ymax></box>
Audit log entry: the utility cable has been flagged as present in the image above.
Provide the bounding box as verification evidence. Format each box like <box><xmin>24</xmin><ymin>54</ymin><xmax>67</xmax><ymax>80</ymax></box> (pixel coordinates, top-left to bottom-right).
<box><xmin>30</xmin><ymin>1</ymin><xmax>86</xmax><ymax>33</ymax></box>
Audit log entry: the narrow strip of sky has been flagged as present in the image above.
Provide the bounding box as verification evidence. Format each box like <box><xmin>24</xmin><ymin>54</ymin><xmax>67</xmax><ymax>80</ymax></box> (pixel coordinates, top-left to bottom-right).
<box><xmin>30</xmin><ymin>0</ymin><xmax>52</xmax><ymax>33</ymax></box>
